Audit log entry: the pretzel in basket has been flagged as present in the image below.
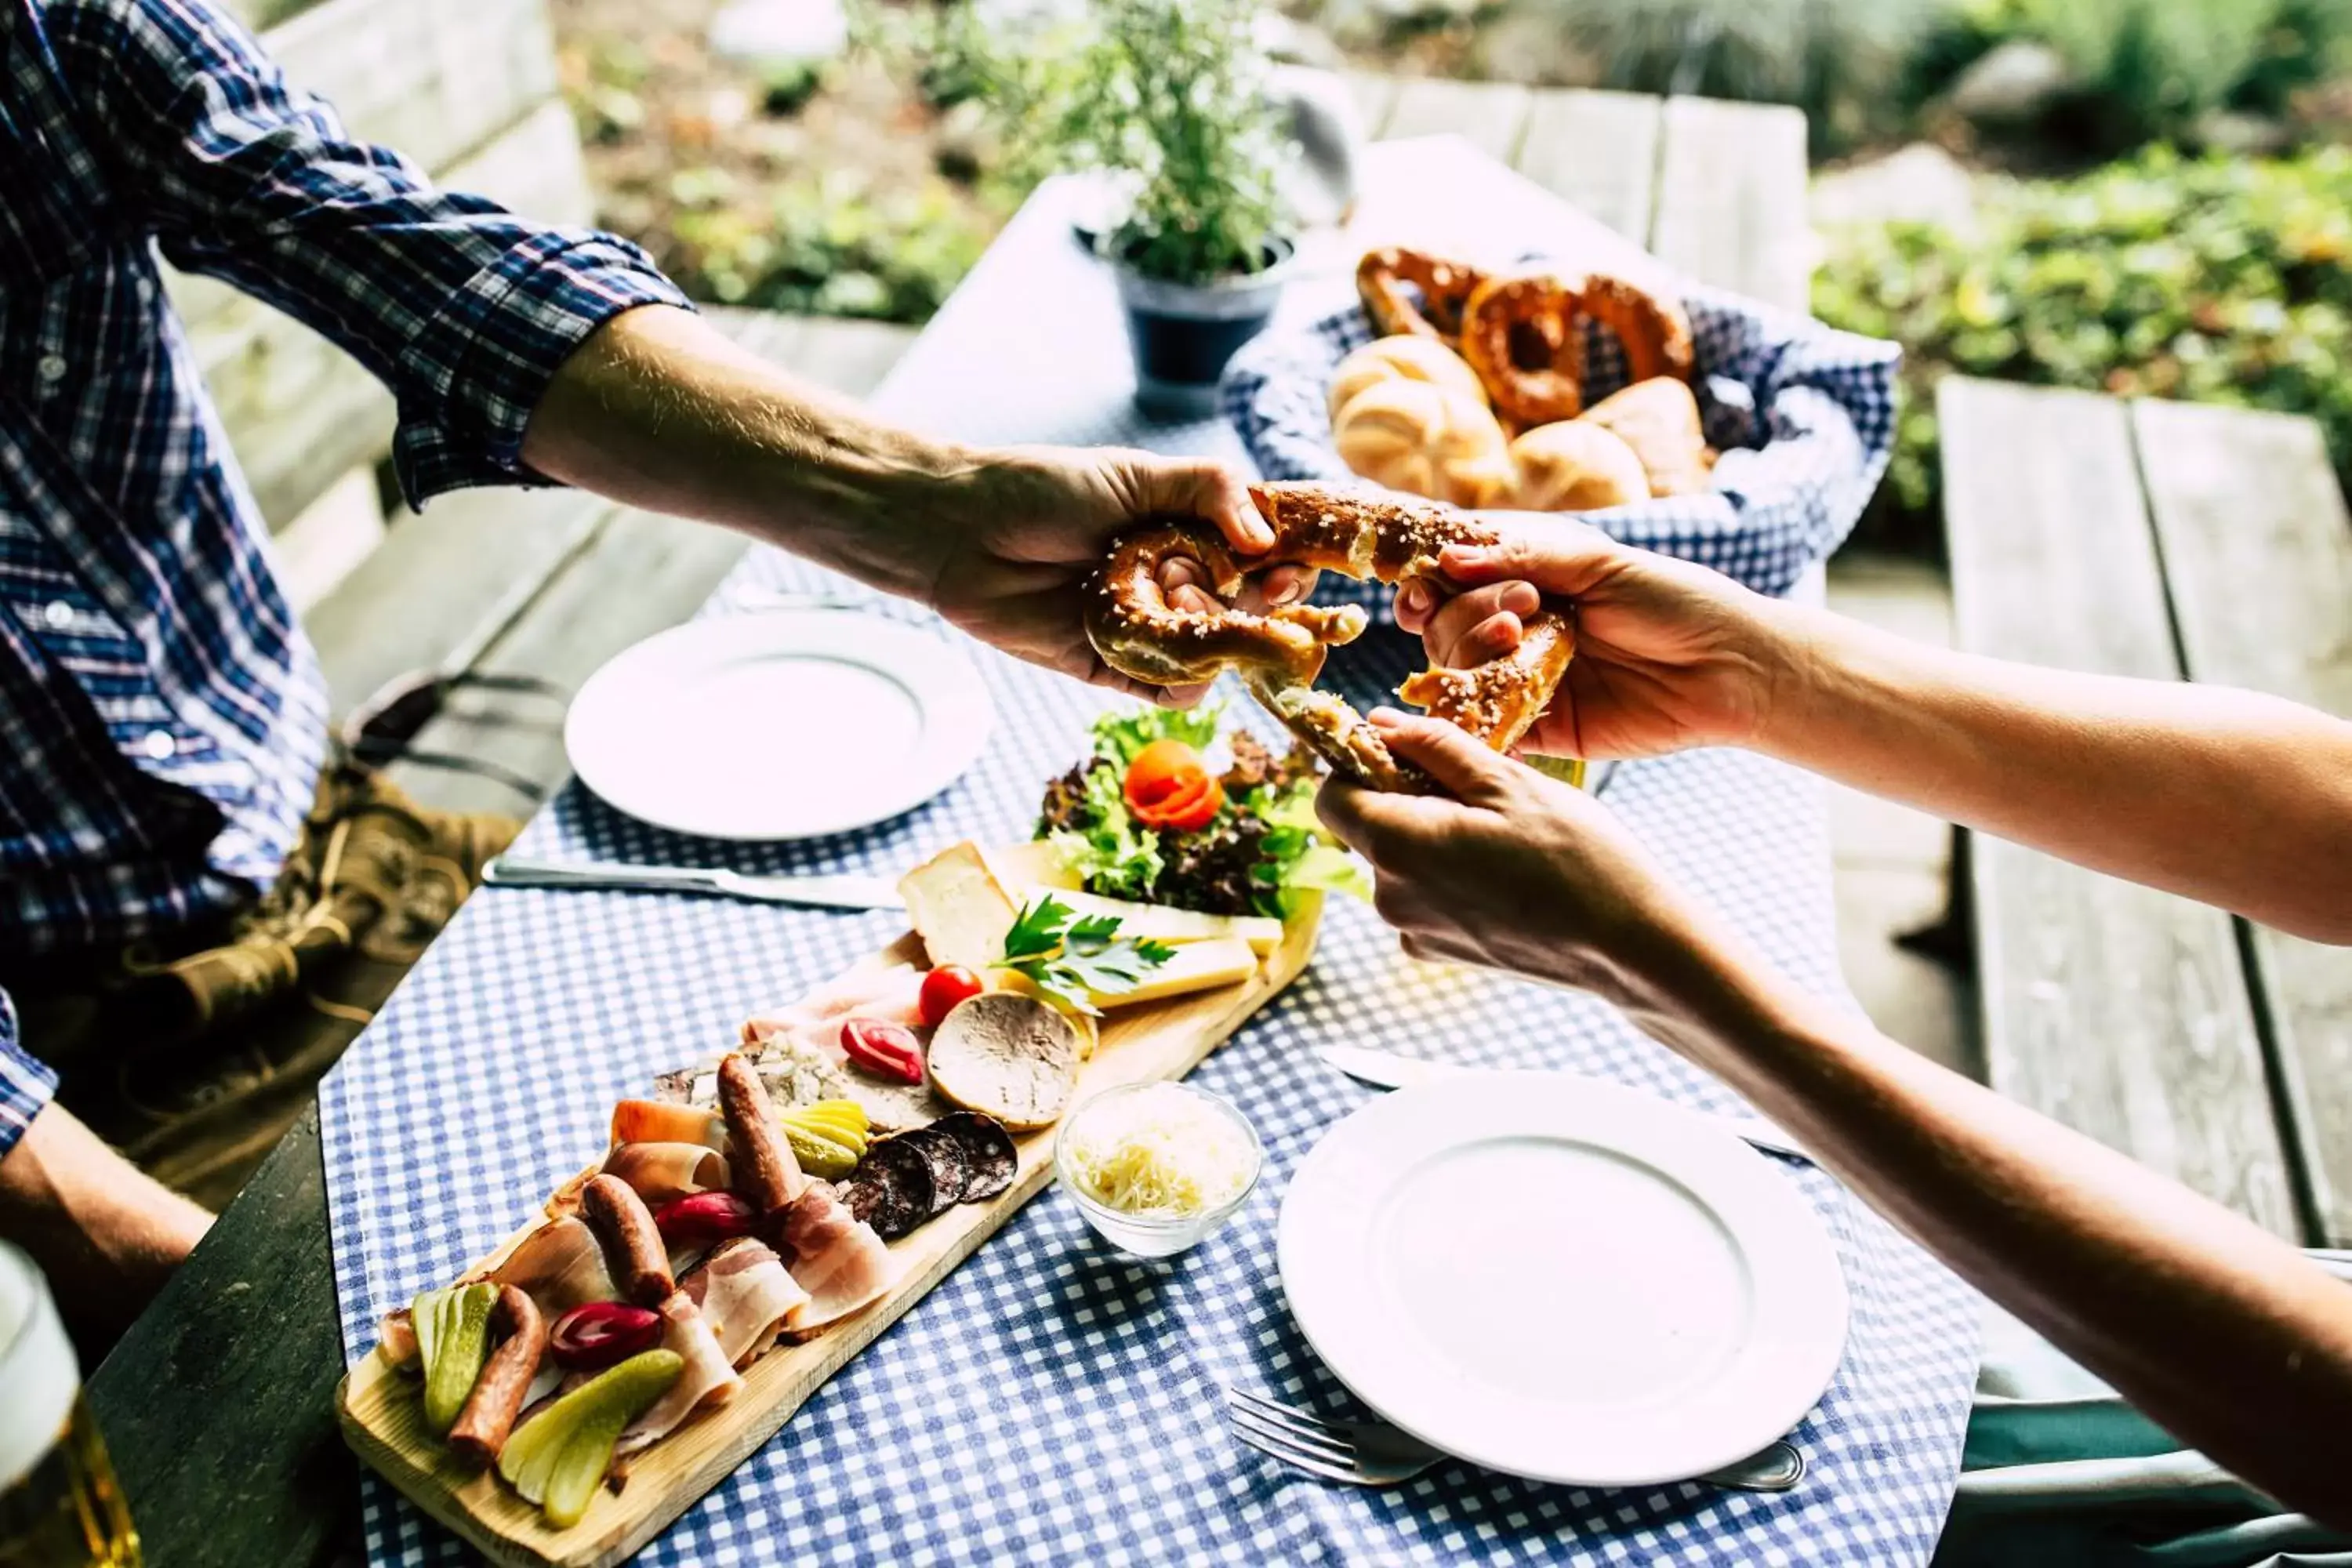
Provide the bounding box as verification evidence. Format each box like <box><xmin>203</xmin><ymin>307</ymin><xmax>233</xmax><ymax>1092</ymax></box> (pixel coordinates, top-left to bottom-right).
<box><xmin>1459</xmin><ymin>270</ymin><xmax>1698</xmax><ymax>431</ymax></box>
<box><xmin>1083</xmin><ymin>482</ymin><xmax>1575</xmax><ymax>793</ymax></box>
<box><xmin>1356</xmin><ymin>248</ymin><xmax>1490</xmax><ymax>347</ymax></box>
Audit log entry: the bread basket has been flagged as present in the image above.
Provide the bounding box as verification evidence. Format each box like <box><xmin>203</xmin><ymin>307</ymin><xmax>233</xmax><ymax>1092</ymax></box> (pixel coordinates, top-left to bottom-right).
<box><xmin>1220</xmin><ymin>267</ymin><xmax>1900</xmax><ymax>611</ymax></box>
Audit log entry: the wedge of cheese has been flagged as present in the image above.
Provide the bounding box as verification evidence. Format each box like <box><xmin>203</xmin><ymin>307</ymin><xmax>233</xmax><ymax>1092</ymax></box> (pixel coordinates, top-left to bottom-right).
<box><xmin>1035</xmin><ymin>889</ymin><xmax>1284</xmax><ymax>959</ymax></box>
<box><xmin>898</xmin><ymin>843</ymin><xmax>1018</xmax><ymax>972</ymax></box>
<box><xmin>1092</xmin><ymin>938</ymin><xmax>1260</xmax><ymax>1009</ymax></box>
<box><xmin>982</xmin><ymin>841</ymin><xmax>1082</xmax><ymax>894</ymax></box>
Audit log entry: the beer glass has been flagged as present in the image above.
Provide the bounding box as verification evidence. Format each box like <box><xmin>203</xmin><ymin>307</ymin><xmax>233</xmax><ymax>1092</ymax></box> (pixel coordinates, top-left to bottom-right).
<box><xmin>0</xmin><ymin>1242</ymin><xmax>139</xmax><ymax>1568</ymax></box>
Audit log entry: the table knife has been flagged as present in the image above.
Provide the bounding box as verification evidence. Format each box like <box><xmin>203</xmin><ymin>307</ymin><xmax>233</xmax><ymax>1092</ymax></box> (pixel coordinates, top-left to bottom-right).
<box><xmin>481</xmin><ymin>855</ymin><xmax>902</xmax><ymax>911</ymax></box>
<box><xmin>1316</xmin><ymin>1044</ymin><xmax>1815</xmax><ymax>1166</ymax></box>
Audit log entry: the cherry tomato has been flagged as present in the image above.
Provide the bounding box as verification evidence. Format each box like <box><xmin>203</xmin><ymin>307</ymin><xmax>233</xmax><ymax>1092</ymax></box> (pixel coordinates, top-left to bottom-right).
<box><xmin>1123</xmin><ymin>739</ymin><xmax>1225</xmax><ymax>832</ymax></box>
<box><xmin>919</xmin><ymin>964</ymin><xmax>985</xmax><ymax>1028</ymax></box>
<box><xmin>546</xmin><ymin>1302</ymin><xmax>663</xmax><ymax>1371</ymax></box>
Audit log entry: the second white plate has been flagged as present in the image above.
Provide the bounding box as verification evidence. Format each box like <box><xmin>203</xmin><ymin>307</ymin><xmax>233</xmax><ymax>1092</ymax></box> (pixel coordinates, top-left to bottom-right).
<box><xmin>564</xmin><ymin>611</ymin><xmax>994</xmax><ymax>840</ymax></box>
<box><xmin>1278</xmin><ymin>1071</ymin><xmax>1848</xmax><ymax>1488</ymax></box>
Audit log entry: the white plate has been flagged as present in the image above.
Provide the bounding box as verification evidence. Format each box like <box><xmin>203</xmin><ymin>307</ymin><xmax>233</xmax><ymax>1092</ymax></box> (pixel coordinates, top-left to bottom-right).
<box><xmin>1278</xmin><ymin>1071</ymin><xmax>1848</xmax><ymax>1488</ymax></box>
<box><xmin>564</xmin><ymin>612</ymin><xmax>994</xmax><ymax>840</ymax></box>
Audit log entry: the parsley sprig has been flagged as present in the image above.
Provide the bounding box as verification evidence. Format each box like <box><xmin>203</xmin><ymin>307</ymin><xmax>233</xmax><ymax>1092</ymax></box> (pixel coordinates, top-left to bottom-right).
<box><xmin>993</xmin><ymin>896</ymin><xmax>1177</xmax><ymax>1016</ymax></box>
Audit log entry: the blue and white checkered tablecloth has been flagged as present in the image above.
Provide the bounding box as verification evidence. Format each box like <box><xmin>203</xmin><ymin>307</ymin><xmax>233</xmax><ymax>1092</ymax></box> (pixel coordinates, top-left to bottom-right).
<box><xmin>322</xmin><ymin>172</ymin><xmax>1981</xmax><ymax>1566</ymax></box>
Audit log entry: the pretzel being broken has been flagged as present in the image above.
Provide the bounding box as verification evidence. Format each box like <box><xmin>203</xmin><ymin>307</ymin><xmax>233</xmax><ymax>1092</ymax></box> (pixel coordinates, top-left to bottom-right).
<box><xmin>1083</xmin><ymin>482</ymin><xmax>1575</xmax><ymax>793</ymax></box>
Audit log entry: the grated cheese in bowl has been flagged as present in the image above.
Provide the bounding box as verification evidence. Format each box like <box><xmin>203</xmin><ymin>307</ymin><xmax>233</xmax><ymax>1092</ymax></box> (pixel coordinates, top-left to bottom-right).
<box><xmin>1054</xmin><ymin>1083</ymin><xmax>1262</xmax><ymax>1256</ymax></box>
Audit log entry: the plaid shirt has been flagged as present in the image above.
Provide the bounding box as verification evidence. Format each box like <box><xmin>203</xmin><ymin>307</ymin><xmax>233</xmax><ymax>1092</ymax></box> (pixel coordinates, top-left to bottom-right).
<box><xmin>0</xmin><ymin>0</ymin><xmax>689</xmax><ymax>1159</ymax></box>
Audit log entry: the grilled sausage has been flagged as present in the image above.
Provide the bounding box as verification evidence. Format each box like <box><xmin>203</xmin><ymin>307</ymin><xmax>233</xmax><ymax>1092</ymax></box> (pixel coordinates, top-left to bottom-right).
<box><xmin>583</xmin><ymin>1174</ymin><xmax>674</xmax><ymax>1306</ymax></box>
<box><xmin>445</xmin><ymin>1285</ymin><xmax>546</xmax><ymax>1468</ymax></box>
<box><xmin>717</xmin><ymin>1054</ymin><xmax>800</xmax><ymax>1216</ymax></box>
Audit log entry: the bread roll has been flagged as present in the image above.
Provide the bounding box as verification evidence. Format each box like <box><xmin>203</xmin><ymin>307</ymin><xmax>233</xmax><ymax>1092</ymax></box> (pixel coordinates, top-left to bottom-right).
<box><xmin>1509</xmin><ymin>421</ymin><xmax>1649</xmax><ymax>511</ymax></box>
<box><xmin>1579</xmin><ymin>377</ymin><xmax>1715</xmax><ymax>498</ymax></box>
<box><xmin>1327</xmin><ymin>334</ymin><xmax>1489</xmax><ymax>422</ymax></box>
<box><xmin>1331</xmin><ymin>379</ymin><xmax>1516</xmax><ymax>509</ymax></box>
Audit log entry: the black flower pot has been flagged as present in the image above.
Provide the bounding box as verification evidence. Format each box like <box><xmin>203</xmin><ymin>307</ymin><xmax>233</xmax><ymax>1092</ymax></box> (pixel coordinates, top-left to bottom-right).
<box><xmin>1111</xmin><ymin>238</ymin><xmax>1298</xmax><ymax>422</ymax></box>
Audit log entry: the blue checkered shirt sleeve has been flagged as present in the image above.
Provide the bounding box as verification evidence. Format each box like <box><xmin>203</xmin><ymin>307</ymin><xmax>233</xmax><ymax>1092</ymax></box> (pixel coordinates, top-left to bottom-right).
<box><xmin>42</xmin><ymin>0</ymin><xmax>693</xmax><ymax>504</ymax></box>
<box><xmin>0</xmin><ymin>990</ymin><xmax>56</xmax><ymax>1164</ymax></box>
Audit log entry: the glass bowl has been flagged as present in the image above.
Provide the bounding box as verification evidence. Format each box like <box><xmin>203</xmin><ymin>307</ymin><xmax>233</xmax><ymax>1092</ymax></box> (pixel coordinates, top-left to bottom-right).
<box><xmin>1054</xmin><ymin>1082</ymin><xmax>1263</xmax><ymax>1258</ymax></box>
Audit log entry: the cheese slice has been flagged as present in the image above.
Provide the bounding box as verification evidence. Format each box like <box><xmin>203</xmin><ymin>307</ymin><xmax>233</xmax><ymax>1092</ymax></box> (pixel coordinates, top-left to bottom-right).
<box><xmin>898</xmin><ymin>843</ymin><xmax>1018</xmax><ymax>972</ymax></box>
<box><xmin>982</xmin><ymin>841</ymin><xmax>1082</xmax><ymax>894</ymax></box>
<box><xmin>1037</xmin><ymin>889</ymin><xmax>1284</xmax><ymax>959</ymax></box>
<box><xmin>1092</xmin><ymin>938</ymin><xmax>1260</xmax><ymax>1009</ymax></box>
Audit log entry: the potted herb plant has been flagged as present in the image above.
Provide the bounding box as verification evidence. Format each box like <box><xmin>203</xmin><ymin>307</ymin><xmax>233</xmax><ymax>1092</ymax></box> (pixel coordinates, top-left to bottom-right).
<box><xmin>954</xmin><ymin>0</ymin><xmax>1299</xmax><ymax>419</ymax></box>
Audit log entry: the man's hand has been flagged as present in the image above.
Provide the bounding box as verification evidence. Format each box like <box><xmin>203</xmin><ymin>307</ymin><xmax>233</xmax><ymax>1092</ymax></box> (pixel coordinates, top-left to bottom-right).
<box><xmin>1391</xmin><ymin>515</ymin><xmax>1791</xmax><ymax>760</ymax></box>
<box><xmin>1313</xmin><ymin>709</ymin><xmax>1715</xmax><ymax>1007</ymax></box>
<box><xmin>927</xmin><ymin>445</ymin><xmax>1314</xmax><ymax>704</ymax></box>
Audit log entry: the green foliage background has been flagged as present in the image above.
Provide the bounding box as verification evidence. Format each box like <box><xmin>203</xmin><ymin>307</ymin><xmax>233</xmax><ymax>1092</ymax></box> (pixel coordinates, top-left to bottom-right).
<box><xmin>1815</xmin><ymin>146</ymin><xmax>2352</xmax><ymax>525</ymax></box>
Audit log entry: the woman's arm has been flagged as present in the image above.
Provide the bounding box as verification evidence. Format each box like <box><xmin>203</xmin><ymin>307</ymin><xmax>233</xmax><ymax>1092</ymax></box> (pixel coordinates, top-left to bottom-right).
<box><xmin>1403</xmin><ymin>521</ymin><xmax>2352</xmax><ymax>942</ymax></box>
<box><xmin>1765</xmin><ymin>614</ymin><xmax>2352</xmax><ymax>944</ymax></box>
<box><xmin>1318</xmin><ymin>713</ymin><xmax>2352</xmax><ymax>1528</ymax></box>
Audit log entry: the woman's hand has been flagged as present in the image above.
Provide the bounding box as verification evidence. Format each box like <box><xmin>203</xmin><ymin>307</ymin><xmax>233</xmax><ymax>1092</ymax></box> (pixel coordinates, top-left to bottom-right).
<box><xmin>925</xmin><ymin>445</ymin><xmax>1314</xmax><ymax>706</ymax></box>
<box><xmin>1391</xmin><ymin>515</ymin><xmax>1792</xmax><ymax>760</ymax></box>
<box><xmin>1314</xmin><ymin>708</ymin><xmax>1722</xmax><ymax>1010</ymax></box>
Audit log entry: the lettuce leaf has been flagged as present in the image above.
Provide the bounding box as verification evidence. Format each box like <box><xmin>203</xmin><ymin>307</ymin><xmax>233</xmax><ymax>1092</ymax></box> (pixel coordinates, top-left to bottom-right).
<box><xmin>1047</xmin><ymin>760</ymin><xmax>1163</xmax><ymax>899</ymax></box>
<box><xmin>1087</xmin><ymin>702</ymin><xmax>1223</xmax><ymax>770</ymax></box>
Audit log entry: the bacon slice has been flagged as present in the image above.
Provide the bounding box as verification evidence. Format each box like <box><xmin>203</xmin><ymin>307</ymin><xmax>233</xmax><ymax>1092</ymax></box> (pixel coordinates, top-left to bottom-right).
<box><xmin>485</xmin><ymin>1216</ymin><xmax>621</xmax><ymax>1321</ymax></box>
<box><xmin>681</xmin><ymin>1238</ymin><xmax>810</xmax><ymax>1369</ymax></box>
<box><xmin>600</xmin><ymin>1142</ymin><xmax>731</xmax><ymax>1207</ymax></box>
<box><xmin>778</xmin><ymin>1185</ymin><xmax>902</xmax><ymax>1338</ymax></box>
<box><xmin>615</xmin><ymin>1290</ymin><xmax>744</xmax><ymax>1454</ymax></box>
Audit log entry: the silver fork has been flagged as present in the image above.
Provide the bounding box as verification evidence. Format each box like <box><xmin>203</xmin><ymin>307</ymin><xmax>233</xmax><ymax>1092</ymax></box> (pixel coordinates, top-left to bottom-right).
<box><xmin>1225</xmin><ymin>1385</ymin><xmax>1806</xmax><ymax>1493</ymax></box>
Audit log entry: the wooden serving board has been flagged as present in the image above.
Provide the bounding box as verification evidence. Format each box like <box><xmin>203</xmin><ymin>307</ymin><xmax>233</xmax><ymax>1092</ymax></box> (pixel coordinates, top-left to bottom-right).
<box><xmin>337</xmin><ymin>895</ymin><xmax>1323</xmax><ymax>1567</ymax></box>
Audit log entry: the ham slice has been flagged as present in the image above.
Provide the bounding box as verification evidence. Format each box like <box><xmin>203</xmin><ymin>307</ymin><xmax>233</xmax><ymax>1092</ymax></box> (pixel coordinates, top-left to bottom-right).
<box><xmin>742</xmin><ymin>964</ymin><xmax>925</xmax><ymax>1066</ymax></box>
<box><xmin>485</xmin><ymin>1216</ymin><xmax>620</xmax><ymax>1321</ymax></box>
<box><xmin>611</xmin><ymin>1101</ymin><xmax>728</xmax><ymax>1151</ymax></box>
<box><xmin>601</xmin><ymin>1142</ymin><xmax>731</xmax><ymax>1209</ymax></box>
<box><xmin>546</xmin><ymin>1140</ymin><xmax>732</xmax><ymax>1219</ymax></box>
<box><xmin>375</xmin><ymin>1308</ymin><xmax>418</xmax><ymax>1368</ymax></box>
<box><xmin>681</xmin><ymin>1239</ymin><xmax>810</xmax><ymax>1369</ymax></box>
<box><xmin>615</xmin><ymin>1290</ymin><xmax>743</xmax><ymax>1454</ymax></box>
<box><xmin>778</xmin><ymin>1185</ymin><xmax>901</xmax><ymax>1337</ymax></box>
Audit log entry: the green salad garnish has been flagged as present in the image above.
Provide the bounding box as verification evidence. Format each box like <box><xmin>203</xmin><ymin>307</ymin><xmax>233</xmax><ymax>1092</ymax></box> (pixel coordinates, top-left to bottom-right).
<box><xmin>1036</xmin><ymin>704</ymin><xmax>1371</xmax><ymax>920</ymax></box>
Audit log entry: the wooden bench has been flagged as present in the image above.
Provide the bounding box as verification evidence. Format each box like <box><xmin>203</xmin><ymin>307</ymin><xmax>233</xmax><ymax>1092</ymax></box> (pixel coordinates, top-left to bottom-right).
<box><xmin>1941</xmin><ymin>376</ymin><xmax>2352</xmax><ymax>1247</ymax></box>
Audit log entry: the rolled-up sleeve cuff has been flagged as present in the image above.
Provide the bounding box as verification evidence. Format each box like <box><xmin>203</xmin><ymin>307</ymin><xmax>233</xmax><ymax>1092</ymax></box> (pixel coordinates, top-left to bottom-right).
<box><xmin>390</xmin><ymin>229</ymin><xmax>693</xmax><ymax>506</ymax></box>
<box><xmin>0</xmin><ymin>994</ymin><xmax>56</xmax><ymax>1167</ymax></box>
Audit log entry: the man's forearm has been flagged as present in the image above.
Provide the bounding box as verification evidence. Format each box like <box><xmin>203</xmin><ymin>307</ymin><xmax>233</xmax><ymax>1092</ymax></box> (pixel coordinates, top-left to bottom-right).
<box><xmin>519</xmin><ymin>305</ymin><xmax>978</xmax><ymax>601</ymax></box>
<box><xmin>1757</xmin><ymin>606</ymin><xmax>2352</xmax><ymax>942</ymax></box>
<box><xmin>1623</xmin><ymin>944</ymin><xmax>2352</xmax><ymax>1527</ymax></box>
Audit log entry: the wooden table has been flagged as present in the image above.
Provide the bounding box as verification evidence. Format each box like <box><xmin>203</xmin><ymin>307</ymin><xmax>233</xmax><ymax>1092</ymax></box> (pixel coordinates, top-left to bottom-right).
<box><xmin>87</xmin><ymin>82</ymin><xmax>1814</xmax><ymax>1568</ymax></box>
<box><xmin>1940</xmin><ymin>378</ymin><xmax>2352</xmax><ymax>1250</ymax></box>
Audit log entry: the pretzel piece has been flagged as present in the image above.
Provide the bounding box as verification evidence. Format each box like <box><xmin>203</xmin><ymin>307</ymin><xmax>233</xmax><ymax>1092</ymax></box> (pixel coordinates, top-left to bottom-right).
<box><xmin>1083</xmin><ymin>483</ymin><xmax>1579</xmax><ymax>793</ymax></box>
<box><xmin>1459</xmin><ymin>274</ymin><xmax>1585</xmax><ymax>430</ymax></box>
<box><xmin>1356</xmin><ymin>249</ymin><xmax>1489</xmax><ymax>347</ymax></box>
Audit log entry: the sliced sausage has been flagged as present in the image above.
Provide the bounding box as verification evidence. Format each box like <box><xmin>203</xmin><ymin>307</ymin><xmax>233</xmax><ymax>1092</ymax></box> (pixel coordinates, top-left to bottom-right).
<box><xmin>583</xmin><ymin>1174</ymin><xmax>674</xmax><ymax>1306</ymax></box>
<box><xmin>446</xmin><ymin>1285</ymin><xmax>546</xmax><ymax>1468</ymax></box>
<box><xmin>933</xmin><ymin>1112</ymin><xmax>1017</xmax><ymax>1203</ymax></box>
<box><xmin>836</xmin><ymin>1139</ymin><xmax>934</xmax><ymax>1240</ymax></box>
<box><xmin>888</xmin><ymin>1127</ymin><xmax>971</xmax><ymax>1216</ymax></box>
<box><xmin>717</xmin><ymin>1054</ymin><xmax>800</xmax><ymax>1215</ymax></box>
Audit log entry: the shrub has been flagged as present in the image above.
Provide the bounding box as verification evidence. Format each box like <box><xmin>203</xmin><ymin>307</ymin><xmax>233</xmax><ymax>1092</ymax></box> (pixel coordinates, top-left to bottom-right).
<box><xmin>1909</xmin><ymin>0</ymin><xmax>2352</xmax><ymax>151</ymax></box>
<box><xmin>1813</xmin><ymin>145</ymin><xmax>2352</xmax><ymax>529</ymax></box>
<box><xmin>1552</xmin><ymin>0</ymin><xmax>1954</xmax><ymax>154</ymax></box>
<box><xmin>669</xmin><ymin>172</ymin><xmax>994</xmax><ymax>322</ymax></box>
<box><xmin>941</xmin><ymin>0</ymin><xmax>1294</xmax><ymax>285</ymax></box>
